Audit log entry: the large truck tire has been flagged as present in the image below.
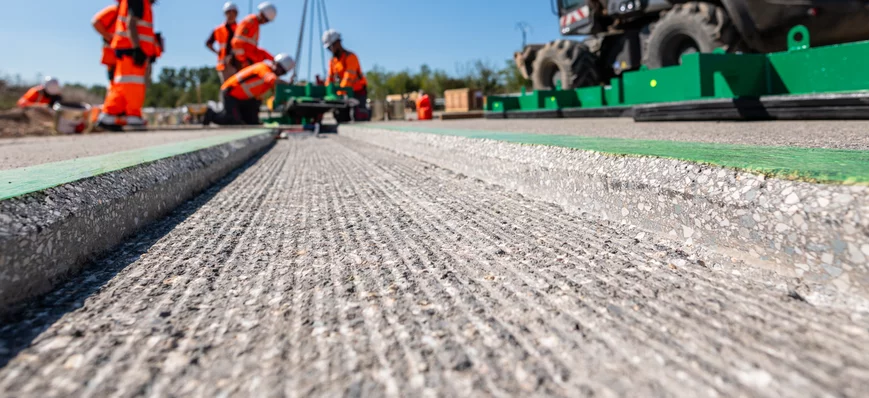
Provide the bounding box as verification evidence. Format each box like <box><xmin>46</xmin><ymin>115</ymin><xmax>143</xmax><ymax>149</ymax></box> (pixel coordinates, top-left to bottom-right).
<box><xmin>531</xmin><ymin>40</ymin><xmax>600</xmax><ymax>90</ymax></box>
<box><xmin>644</xmin><ymin>2</ymin><xmax>737</xmax><ymax>69</ymax></box>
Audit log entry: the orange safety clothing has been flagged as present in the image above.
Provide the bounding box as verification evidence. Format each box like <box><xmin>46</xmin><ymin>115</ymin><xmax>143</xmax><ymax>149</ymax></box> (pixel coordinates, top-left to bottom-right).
<box><xmin>17</xmin><ymin>86</ymin><xmax>56</xmax><ymax>108</ymax></box>
<box><xmin>111</xmin><ymin>0</ymin><xmax>158</xmax><ymax>57</ymax></box>
<box><xmin>211</xmin><ymin>23</ymin><xmax>237</xmax><ymax>71</ymax></box>
<box><xmin>328</xmin><ymin>51</ymin><xmax>367</xmax><ymax>93</ymax></box>
<box><xmin>231</xmin><ymin>15</ymin><xmax>274</xmax><ymax>67</ymax></box>
<box><xmin>222</xmin><ymin>61</ymin><xmax>278</xmax><ymax>100</ymax></box>
<box><xmin>416</xmin><ymin>94</ymin><xmax>433</xmax><ymax>121</ymax></box>
<box><xmin>93</xmin><ymin>4</ymin><xmax>120</xmax><ymax>67</ymax></box>
<box><xmin>102</xmin><ymin>49</ymin><xmax>148</xmax><ymax>120</ymax></box>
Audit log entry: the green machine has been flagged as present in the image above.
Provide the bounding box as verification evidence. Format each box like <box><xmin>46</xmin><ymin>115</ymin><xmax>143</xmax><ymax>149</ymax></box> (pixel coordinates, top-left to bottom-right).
<box><xmin>261</xmin><ymin>83</ymin><xmax>356</xmax><ymax>127</ymax></box>
<box><xmin>487</xmin><ymin>26</ymin><xmax>869</xmax><ymax>121</ymax></box>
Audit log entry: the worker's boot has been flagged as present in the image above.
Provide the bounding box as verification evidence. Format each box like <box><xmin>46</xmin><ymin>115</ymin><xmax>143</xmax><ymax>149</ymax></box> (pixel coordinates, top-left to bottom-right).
<box><xmin>95</xmin><ymin>113</ymin><xmax>125</xmax><ymax>132</ymax></box>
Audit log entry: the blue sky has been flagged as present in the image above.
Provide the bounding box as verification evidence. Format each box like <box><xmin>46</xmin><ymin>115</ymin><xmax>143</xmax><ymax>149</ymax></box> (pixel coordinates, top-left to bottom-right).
<box><xmin>0</xmin><ymin>0</ymin><xmax>563</xmax><ymax>86</ymax></box>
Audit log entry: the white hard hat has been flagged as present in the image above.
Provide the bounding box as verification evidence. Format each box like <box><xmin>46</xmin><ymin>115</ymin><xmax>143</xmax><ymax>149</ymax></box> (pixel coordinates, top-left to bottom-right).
<box><xmin>274</xmin><ymin>53</ymin><xmax>296</xmax><ymax>73</ymax></box>
<box><xmin>223</xmin><ymin>2</ymin><xmax>238</xmax><ymax>13</ymax></box>
<box><xmin>322</xmin><ymin>29</ymin><xmax>341</xmax><ymax>48</ymax></box>
<box><xmin>258</xmin><ymin>2</ymin><xmax>277</xmax><ymax>21</ymax></box>
<box><xmin>43</xmin><ymin>76</ymin><xmax>61</xmax><ymax>95</ymax></box>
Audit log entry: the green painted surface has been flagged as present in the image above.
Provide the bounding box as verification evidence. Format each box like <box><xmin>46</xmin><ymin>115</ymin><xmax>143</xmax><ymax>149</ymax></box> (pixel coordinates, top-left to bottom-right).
<box><xmin>365</xmin><ymin>125</ymin><xmax>869</xmax><ymax>185</ymax></box>
<box><xmin>0</xmin><ymin>130</ymin><xmax>270</xmax><ymax>201</ymax></box>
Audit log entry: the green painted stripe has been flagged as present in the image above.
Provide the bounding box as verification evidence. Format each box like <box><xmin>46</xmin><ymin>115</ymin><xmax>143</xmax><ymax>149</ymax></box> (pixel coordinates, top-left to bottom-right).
<box><xmin>364</xmin><ymin>124</ymin><xmax>869</xmax><ymax>185</ymax></box>
<box><xmin>0</xmin><ymin>130</ymin><xmax>271</xmax><ymax>201</ymax></box>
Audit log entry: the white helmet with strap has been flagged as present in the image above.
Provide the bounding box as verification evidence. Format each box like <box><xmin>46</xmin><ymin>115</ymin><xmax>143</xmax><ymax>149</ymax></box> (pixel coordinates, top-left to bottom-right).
<box><xmin>43</xmin><ymin>76</ymin><xmax>61</xmax><ymax>95</ymax></box>
<box><xmin>322</xmin><ymin>29</ymin><xmax>341</xmax><ymax>48</ymax></box>
<box><xmin>223</xmin><ymin>2</ymin><xmax>238</xmax><ymax>13</ymax></box>
<box><xmin>258</xmin><ymin>2</ymin><xmax>277</xmax><ymax>21</ymax></box>
<box><xmin>274</xmin><ymin>54</ymin><xmax>296</xmax><ymax>74</ymax></box>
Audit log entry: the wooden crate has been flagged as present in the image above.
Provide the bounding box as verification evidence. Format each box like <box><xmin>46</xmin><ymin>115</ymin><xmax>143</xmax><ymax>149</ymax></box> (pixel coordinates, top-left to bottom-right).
<box><xmin>444</xmin><ymin>88</ymin><xmax>483</xmax><ymax>112</ymax></box>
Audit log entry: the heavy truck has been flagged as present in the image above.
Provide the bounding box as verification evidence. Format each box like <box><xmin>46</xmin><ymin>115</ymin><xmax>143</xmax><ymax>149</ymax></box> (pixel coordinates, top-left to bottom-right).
<box><xmin>517</xmin><ymin>0</ymin><xmax>869</xmax><ymax>91</ymax></box>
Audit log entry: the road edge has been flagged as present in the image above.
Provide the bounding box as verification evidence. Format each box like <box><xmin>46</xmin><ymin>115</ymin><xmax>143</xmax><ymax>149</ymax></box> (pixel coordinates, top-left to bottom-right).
<box><xmin>0</xmin><ymin>131</ymin><xmax>276</xmax><ymax>314</ymax></box>
<box><xmin>341</xmin><ymin>125</ymin><xmax>869</xmax><ymax>300</ymax></box>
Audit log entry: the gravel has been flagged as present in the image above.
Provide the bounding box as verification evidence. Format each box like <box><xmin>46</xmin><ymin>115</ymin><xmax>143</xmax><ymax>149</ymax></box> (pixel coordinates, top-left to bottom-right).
<box><xmin>1</xmin><ymin>136</ymin><xmax>868</xmax><ymax>396</ymax></box>
<box><xmin>384</xmin><ymin>118</ymin><xmax>869</xmax><ymax>150</ymax></box>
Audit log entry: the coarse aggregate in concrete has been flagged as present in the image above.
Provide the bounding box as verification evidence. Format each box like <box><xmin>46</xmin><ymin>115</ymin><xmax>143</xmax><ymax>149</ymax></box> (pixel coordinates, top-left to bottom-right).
<box><xmin>382</xmin><ymin>118</ymin><xmax>869</xmax><ymax>150</ymax></box>
<box><xmin>342</xmin><ymin>126</ymin><xmax>869</xmax><ymax>301</ymax></box>
<box><xmin>0</xmin><ymin>129</ymin><xmax>251</xmax><ymax>170</ymax></box>
<box><xmin>2</xmin><ymin>136</ymin><xmax>868</xmax><ymax>397</ymax></box>
<box><xmin>0</xmin><ymin>131</ymin><xmax>274</xmax><ymax>313</ymax></box>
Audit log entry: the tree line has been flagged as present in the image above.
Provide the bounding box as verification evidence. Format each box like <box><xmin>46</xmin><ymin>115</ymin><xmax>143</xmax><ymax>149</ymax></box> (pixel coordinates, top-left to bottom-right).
<box><xmin>2</xmin><ymin>59</ymin><xmax>530</xmax><ymax>109</ymax></box>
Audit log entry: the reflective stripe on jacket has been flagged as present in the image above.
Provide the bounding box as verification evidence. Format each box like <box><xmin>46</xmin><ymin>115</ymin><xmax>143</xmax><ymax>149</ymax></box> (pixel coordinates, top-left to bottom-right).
<box><xmin>328</xmin><ymin>51</ymin><xmax>368</xmax><ymax>93</ymax></box>
<box><xmin>222</xmin><ymin>61</ymin><xmax>278</xmax><ymax>100</ymax></box>
<box><xmin>111</xmin><ymin>0</ymin><xmax>158</xmax><ymax>56</ymax></box>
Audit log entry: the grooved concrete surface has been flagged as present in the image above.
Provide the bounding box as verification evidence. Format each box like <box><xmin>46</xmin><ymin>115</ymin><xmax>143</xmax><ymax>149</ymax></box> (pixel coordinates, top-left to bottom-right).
<box><xmin>2</xmin><ymin>137</ymin><xmax>868</xmax><ymax>397</ymax></box>
<box><xmin>0</xmin><ymin>129</ymin><xmax>249</xmax><ymax>170</ymax></box>
<box><xmin>384</xmin><ymin>119</ymin><xmax>869</xmax><ymax>150</ymax></box>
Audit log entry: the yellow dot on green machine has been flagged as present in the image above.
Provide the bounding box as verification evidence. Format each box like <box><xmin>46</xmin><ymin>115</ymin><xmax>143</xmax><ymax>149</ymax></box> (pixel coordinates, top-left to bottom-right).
<box><xmin>650</xmin><ymin>80</ymin><xmax>658</xmax><ymax>88</ymax></box>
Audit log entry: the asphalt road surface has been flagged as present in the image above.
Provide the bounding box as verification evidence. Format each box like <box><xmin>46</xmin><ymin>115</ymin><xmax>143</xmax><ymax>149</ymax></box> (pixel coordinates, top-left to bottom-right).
<box><xmin>386</xmin><ymin>118</ymin><xmax>869</xmax><ymax>150</ymax></box>
<box><xmin>1</xmin><ymin>136</ymin><xmax>868</xmax><ymax>397</ymax></box>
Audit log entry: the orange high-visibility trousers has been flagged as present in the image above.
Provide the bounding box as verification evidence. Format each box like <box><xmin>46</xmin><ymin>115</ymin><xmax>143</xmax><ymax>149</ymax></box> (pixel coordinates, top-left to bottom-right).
<box><xmin>102</xmin><ymin>56</ymin><xmax>148</xmax><ymax>118</ymax></box>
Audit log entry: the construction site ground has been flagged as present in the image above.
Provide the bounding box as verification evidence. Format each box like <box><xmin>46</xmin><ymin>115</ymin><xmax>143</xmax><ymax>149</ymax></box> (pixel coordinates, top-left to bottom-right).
<box><xmin>1</xmin><ymin>124</ymin><xmax>868</xmax><ymax>397</ymax></box>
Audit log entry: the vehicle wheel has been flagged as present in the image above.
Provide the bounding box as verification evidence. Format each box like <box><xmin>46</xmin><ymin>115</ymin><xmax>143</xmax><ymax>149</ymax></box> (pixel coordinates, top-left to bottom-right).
<box><xmin>531</xmin><ymin>40</ymin><xmax>600</xmax><ymax>90</ymax></box>
<box><xmin>644</xmin><ymin>2</ymin><xmax>737</xmax><ymax>69</ymax></box>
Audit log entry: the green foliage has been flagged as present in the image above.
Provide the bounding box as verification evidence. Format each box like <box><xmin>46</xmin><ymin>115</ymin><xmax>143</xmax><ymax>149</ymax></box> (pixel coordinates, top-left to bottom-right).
<box><xmin>145</xmin><ymin>66</ymin><xmax>223</xmax><ymax>107</ymax></box>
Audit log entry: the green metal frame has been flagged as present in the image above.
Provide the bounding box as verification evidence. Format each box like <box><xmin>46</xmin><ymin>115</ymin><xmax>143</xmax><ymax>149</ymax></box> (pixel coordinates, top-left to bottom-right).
<box><xmin>485</xmin><ymin>26</ymin><xmax>869</xmax><ymax>115</ymax></box>
<box><xmin>262</xmin><ymin>83</ymin><xmax>353</xmax><ymax>125</ymax></box>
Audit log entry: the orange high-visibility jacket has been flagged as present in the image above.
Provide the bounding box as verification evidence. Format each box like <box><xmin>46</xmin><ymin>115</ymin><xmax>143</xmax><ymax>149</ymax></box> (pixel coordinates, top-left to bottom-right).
<box><xmin>328</xmin><ymin>51</ymin><xmax>367</xmax><ymax>93</ymax></box>
<box><xmin>212</xmin><ymin>23</ymin><xmax>237</xmax><ymax>71</ymax></box>
<box><xmin>222</xmin><ymin>61</ymin><xmax>278</xmax><ymax>100</ymax></box>
<box><xmin>231</xmin><ymin>15</ymin><xmax>274</xmax><ymax>66</ymax></box>
<box><xmin>17</xmin><ymin>86</ymin><xmax>56</xmax><ymax>108</ymax></box>
<box><xmin>111</xmin><ymin>0</ymin><xmax>158</xmax><ymax>56</ymax></box>
<box><xmin>93</xmin><ymin>4</ymin><xmax>119</xmax><ymax>67</ymax></box>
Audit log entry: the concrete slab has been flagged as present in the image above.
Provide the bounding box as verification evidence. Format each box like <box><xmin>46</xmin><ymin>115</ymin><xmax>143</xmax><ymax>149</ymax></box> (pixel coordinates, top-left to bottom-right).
<box><xmin>1</xmin><ymin>136</ymin><xmax>867</xmax><ymax>396</ymax></box>
<box><xmin>379</xmin><ymin>118</ymin><xmax>869</xmax><ymax>150</ymax></box>
<box><xmin>0</xmin><ymin>129</ymin><xmax>255</xmax><ymax>170</ymax></box>
<box><xmin>0</xmin><ymin>130</ymin><xmax>275</xmax><ymax>312</ymax></box>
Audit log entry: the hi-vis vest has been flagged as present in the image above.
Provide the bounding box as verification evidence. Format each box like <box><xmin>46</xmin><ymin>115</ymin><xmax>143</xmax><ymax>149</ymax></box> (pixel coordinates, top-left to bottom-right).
<box><xmin>232</xmin><ymin>15</ymin><xmax>260</xmax><ymax>63</ymax></box>
<box><xmin>222</xmin><ymin>61</ymin><xmax>278</xmax><ymax>100</ymax></box>
<box><xmin>214</xmin><ymin>23</ymin><xmax>237</xmax><ymax>71</ymax></box>
<box><xmin>93</xmin><ymin>4</ymin><xmax>119</xmax><ymax>66</ymax></box>
<box><xmin>111</xmin><ymin>0</ymin><xmax>157</xmax><ymax>56</ymax></box>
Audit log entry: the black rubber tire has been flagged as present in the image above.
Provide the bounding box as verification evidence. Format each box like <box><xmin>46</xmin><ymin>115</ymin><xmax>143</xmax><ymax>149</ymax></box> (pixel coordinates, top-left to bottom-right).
<box><xmin>644</xmin><ymin>2</ymin><xmax>737</xmax><ymax>69</ymax></box>
<box><xmin>530</xmin><ymin>40</ymin><xmax>600</xmax><ymax>90</ymax></box>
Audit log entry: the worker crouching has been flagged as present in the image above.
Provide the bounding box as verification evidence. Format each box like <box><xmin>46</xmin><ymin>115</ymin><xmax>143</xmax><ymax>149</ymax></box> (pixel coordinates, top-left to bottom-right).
<box><xmin>17</xmin><ymin>77</ymin><xmax>63</xmax><ymax>109</ymax></box>
<box><xmin>204</xmin><ymin>54</ymin><xmax>295</xmax><ymax>126</ymax></box>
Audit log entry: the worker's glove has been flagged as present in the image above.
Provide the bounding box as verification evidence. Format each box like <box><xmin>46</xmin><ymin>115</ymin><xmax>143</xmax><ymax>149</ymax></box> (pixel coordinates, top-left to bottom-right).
<box><xmin>133</xmin><ymin>47</ymin><xmax>148</xmax><ymax>66</ymax></box>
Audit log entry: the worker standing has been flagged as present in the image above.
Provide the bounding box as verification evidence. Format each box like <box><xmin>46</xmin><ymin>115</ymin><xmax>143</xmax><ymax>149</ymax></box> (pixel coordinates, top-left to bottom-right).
<box><xmin>322</xmin><ymin>29</ymin><xmax>370</xmax><ymax>122</ymax></box>
<box><xmin>231</xmin><ymin>2</ymin><xmax>277</xmax><ymax>70</ymax></box>
<box><xmin>17</xmin><ymin>77</ymin><xmax>63</xmax><ymax>108</ymax></box>
<box><xmin>92</xmin><ymin>2</ymin><xmax>120</xmax><ymax>87</ymax></box>
<box><xmin>416</xmin><ymin>90</ymin><xmax>433</xmax><ymax>121</ymax></box>
<box><xmin>207</xmin><ymin>2</ymin><xmax>239</xmax><ymax>83</ymax></box>
<box><xmin>204</xmin><ymin>54</ymin><xmax>295</xmax><ymax>126</ymax></box>
<box><xmin>97</xmin><ymin>0</ymin><xmax>159</xmax><ymax>130</ymax></box>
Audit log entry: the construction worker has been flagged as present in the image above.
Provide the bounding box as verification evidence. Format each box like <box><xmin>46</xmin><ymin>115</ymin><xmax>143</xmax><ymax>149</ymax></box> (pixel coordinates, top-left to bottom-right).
<box><xmin>231</xmin><ymin>2</ymin><xmax>277</xmax><ymax>70</ymax></box>
<box><xmin>17</xmin><ymin>77</ymin><xmax>63</xmax><ymax>108</ymax></box>
<box><xmin>207</xmin><ymin>2</ymin><xmax>239</xmax><ymax>83</ymax></box>
<box><xmin>204</xmin><ymin>54</ymin><xmax>295</xmax><ymax>126</ymax></box>
<box><xmin>97</xmin><ymin>0</ymin><xmax>159</xmax><ymax>130</ymax></box>
<box><xmin>92</xmin><ymin>1</ymin><xmax>120</xmax><ymax>86</ymax></box>
<box><xmin>416</xmin><ymin>90</ymin><xmax>433</xmax><ymax>121</ymax></box>
<box><xmin>322</xmin><ymin>29</ymin><xmax>370</xmax><ymax>122</ymax></box>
